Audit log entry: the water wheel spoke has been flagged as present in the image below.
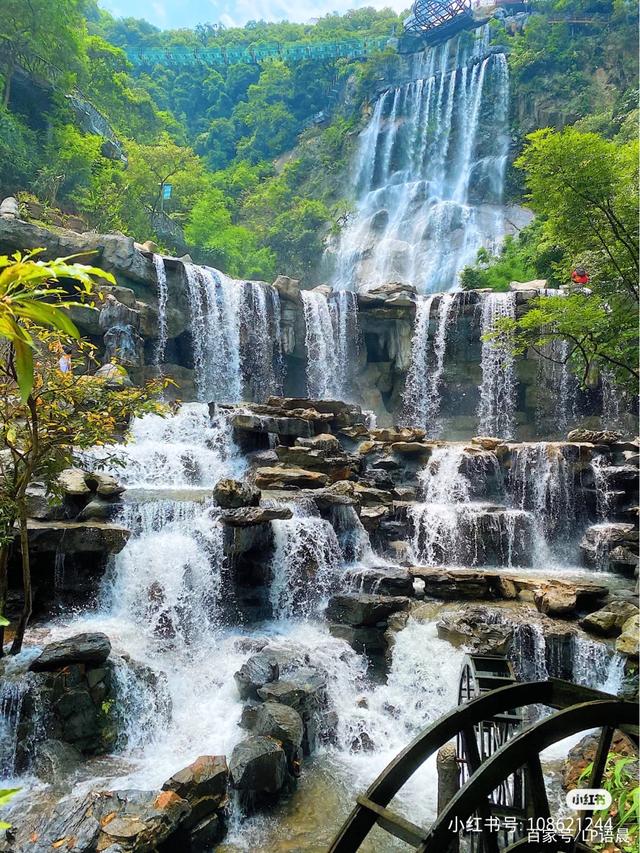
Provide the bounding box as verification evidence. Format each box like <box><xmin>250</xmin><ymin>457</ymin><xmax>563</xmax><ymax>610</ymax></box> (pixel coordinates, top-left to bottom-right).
<box><xmin>575</xmin><ymin>724</ymin><xmax>615</xmax><ymax>842</ymax></box>
<box><xmin>525</xmin><ymin>754</ymin><xmax>550</xmax><ymax>819</ymax></box>
<box><xmin>355</xmin><ymin>796</ymin><xmax>427</xmax><ymax>847</ymax></box>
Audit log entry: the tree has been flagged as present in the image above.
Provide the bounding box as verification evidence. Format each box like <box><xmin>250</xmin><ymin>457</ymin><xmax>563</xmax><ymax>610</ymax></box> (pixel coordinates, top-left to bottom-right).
<box><xmin>0</xmin><ymin>0</ymin><xmax>88</xmax><ymax>106</ymax></box>
<box><xmin>0</xmin><ymin>335</ymin><xmax>165</xmax><ymax>654</ymax></box>
<box><xmin>515</xmin><ymin>128</ymin><xmax>638</xmax><ymax>301</ymax></box>
<box><xmin>0</xmin><ymin>250</ymin><xmax>112</xmax><ymax>400</ymax></box>
<box><xmin>489</xmin><ymin>130</ymin><xmax>638</xmax><ymax>396</ymax></box>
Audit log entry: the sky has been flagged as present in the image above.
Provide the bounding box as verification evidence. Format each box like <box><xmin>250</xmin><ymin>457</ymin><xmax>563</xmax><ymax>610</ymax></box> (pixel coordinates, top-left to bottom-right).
<box><xmin>99</xmin><ymin>0</ymin><xmax>407</xmax><ymax>30</ymax></box>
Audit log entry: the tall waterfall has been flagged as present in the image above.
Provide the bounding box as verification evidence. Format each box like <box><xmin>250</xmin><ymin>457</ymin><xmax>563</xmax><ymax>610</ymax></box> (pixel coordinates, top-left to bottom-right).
<box><xmin>330</xmin><ymin>28</ymin><xmax>510</xmax><ymax>294</ymax></box>
<box><xmin>152</xmin><ymin>254</ymin><xmax>169</xmax><ymax>367</ymax></box>
<box><xmin>402</xmin><ymin>293</ymin><xmax>457</xmax><ymax>434</ymax></box>
<box><xmin>477</xmin><ymin>292</ymin><xmax>517</xmax><ymax>438</ymax></box>
<box><xmin>301</xmin><ymin>289</ymin><xmax>359</xmax><ymax>400</ymax></box>
<box><xmin>184</xmin><ymin>264</ymin><xmax>283</xmax><ymax>403</ymax></box>
<box><xmin>184</xmin><ymin>264</ymin><xmax>243</xmax><ymax>402</ymax></box>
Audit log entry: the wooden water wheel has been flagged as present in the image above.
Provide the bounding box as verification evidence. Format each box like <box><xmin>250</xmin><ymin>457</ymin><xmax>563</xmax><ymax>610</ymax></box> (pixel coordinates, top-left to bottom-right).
<box><xmin>329</xmin><ymin>668</ymin><xmax>638</xmax><ymax>852</ymax></box>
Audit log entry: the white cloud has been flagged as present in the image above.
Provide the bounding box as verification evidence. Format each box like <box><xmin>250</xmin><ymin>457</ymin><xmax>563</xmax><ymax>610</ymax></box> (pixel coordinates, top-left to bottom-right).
<box><xmin>210</xmin><ymin>0</ymin><xmax>407</xmax><ymax>26</ymax></box>
<box><xmin>99</xmin><ymin>0</ymin><xmax>407</xmax><ymax>29</ymax></box>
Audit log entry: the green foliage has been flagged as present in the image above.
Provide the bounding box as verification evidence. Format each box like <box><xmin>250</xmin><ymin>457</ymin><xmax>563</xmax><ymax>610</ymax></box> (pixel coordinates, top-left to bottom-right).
<box><xmin>483</xmin><ymin>127</ymin><xmax>638</xmax><ymax>395</ymax></box>
<box><xmin>0</xmin><ymin>786</ymin><xmax>19</xmax><ymax>829</ymax></box>
<box><xmin>507</xmin><ymin>0</ymin><xmax>638</xmax><ymax>137</ymax></box>
<box><xmin>516</xmin><ymin>127</ymin><xmax>638</xmax><ymax>299</ymax></box>
<box><xmin>0</xmin><ymin>250</ymin><xmax>114</xmax><ymax>400</ymax></box>
<box><xmin>578</xmin><ymin>754</ymin><xmax>639</xmax><ymax>853</ymax></box>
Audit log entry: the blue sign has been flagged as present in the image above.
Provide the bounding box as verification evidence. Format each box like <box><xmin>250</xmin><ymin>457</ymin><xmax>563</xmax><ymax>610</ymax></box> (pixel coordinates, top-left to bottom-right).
<box><xmin>162</xmin><ymin>184</ymin><xmax>173</xmax><ymax>200</ymax></box>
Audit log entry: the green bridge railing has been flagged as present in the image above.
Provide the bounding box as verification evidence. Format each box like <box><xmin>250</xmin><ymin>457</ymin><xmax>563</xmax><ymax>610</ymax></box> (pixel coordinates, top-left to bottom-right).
<box><xmin>125</xmin><ymin>37</ymin><xmax>392</xmax><ymax>69</ymax></box>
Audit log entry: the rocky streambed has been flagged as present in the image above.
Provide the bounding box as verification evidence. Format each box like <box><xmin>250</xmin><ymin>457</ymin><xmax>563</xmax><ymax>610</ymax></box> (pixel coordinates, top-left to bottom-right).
<box><xmin>0</xmin><ymin>397</ymin><xmax>637</xmax><ymax>851</ymax></box>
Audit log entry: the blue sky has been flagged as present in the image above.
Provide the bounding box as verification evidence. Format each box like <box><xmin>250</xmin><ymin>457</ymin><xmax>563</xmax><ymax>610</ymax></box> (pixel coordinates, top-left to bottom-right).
<box><xmin>99</xmin><ymin>0</ymin><xmax>407</xmax><ymax>30</ymax></box>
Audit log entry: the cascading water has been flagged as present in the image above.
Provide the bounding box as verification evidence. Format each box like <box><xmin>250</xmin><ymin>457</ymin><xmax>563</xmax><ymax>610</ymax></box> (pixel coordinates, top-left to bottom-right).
<box><xmin>184</xmin><ymin>263</ymin><xmax>243</xmax><ymax>402</ymax></box>
<box><xmin>329</xmin><ymin>28</ymin><xmax>512</xmax><ymax>294</ymax></box>
<box><xmin>241</xmin><ymin>281</ymin><xmax>284</xmax><ymax>401</ymax></box>
<box><xmin>332</xmin><ymin>290</ymin><xmax>360</xmax><ymax>400</ymax></box>
<box><xmin>90</xmin><ymin>402</ymin><xmax>242</xmax><ymax>489</ymax></box>
<box><xmin>301</xmin><ymin>290</ymin><xmax>359</xmax><ymax>400</ymax></box>
<box><xmin>270</xmin><ymin>502</ymin><xmax>343</xmax><ymax>619</ymax></box>
<box><xmin>410</xmin><ymin>445</ymin><xmax>533</xmax><ymax>567</ymax></box>
<box><xmin>402</xmin><ymin>295</ymin><xmax>434</xmax><ymax>426</ymax></box>
<box><xmin>477</xmin><ymin>292</ymin><xmax>517</xmax><ymax>438</ymax></box>
<box><xmin>152</xmin><ymin>254</ymin><xmax>169</xmax><ymax>367</ymax></box>
<box><xmin>402</xmin><ymin>293</ymin><xmax>456</xmax><ymax>434</ymax></box>
<box><xmin>508</xmin><ymin>443</ymin><xmax>577</xmax><ymax>565</ymax></box>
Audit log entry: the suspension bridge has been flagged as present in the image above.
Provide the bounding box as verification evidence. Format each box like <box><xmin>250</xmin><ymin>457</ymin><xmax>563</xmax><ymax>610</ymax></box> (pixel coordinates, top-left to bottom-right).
<box><xmin>125</xmin><ymin>0</ymin><xmax>528</xmax><ymax>70</ymax></box>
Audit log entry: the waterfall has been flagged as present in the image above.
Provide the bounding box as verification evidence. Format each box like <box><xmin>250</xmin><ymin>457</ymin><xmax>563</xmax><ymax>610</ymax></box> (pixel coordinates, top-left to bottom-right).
<box><xmin>152</xmin><ymin>254</ymin><xmax>169</xmax><ymax>367</ymax></box>
<box><xmin>184</xmin><ymin>264</ymin><xmax>243</xmax><ymax>402</ymax></box>
<box><xmin>333</xmin><ymin>290</ymin><xmax>360</xmax><ymax>400</ymax></box>
<box><xmin>270</xmin><ymin>503</ymin><xmax>343</xmax><ymax>619</ymax></box>
<box><xmin>89</xmin><ymin>403</ymin><xmax>244</xmax><ymax>489</ymax></box>
<box><xmin>241</xmin><ymin>281</ymin><xmax>284</xmax><ymax>401</ymax></box>
<box><xmin>329</xmin><ymin>29</ymin><xmax>511</xmax><ymax>294</ymax></box>
<box><xmin>0</xmin><ymin>673</ymin><xmax>32</xmax><ymax>778</ymax></box>
<box><xmin>536</xmin><ymin>336</ymin><xmax>579</xmax><ymax>435</ymax></box>
<box><xmin>402</xmin><ymin>293</ymin><xmax>458</xmax><ymax>434</ymax></box>
<box><xmin>410</xmin><ymin>445</ymin><xmax>533</xmax><ymax>567</ymax></box>
<box><xmin>402</xmin><ymin>295</ymin><xmax>434</xmax><ymax>426</ymax></box>
<box><xmin>477</xmin><ymin>292</ymin><xmax>517</xmax><ymax>438</ymax></box>
<box><xmin>508</xmin><ymin>443</ymin><xmax>576</xmax><ymax>560</ymax></box>
<box><xmin>591</xmin><ymin>454</ymin><xmax>614</xmax><ymax>521</ymax></box>
<box><xmin>301</xmin><ymin>290</ymin><xmax>359</xmax><ymax>400</ymax></box>
<box><xmin>328</xmin><ymin>504</ymin><xmax>375</xmax><ymax>565</ymax></box>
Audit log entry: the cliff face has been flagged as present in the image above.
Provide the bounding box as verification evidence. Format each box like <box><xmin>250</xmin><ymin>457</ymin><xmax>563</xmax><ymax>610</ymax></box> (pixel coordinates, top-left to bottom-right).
<box><xmin>1</xmin><ymin>216</ymin><xmax>633</xmax><ymax>440</ymax></box>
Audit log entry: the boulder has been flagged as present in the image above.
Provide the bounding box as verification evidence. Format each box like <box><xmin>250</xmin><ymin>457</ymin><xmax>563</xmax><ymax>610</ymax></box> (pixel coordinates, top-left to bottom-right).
<box><xmin>234</xmin><ymin>652</ymin><xmax>280</xmax><ymax>699</ymax></box>
<box><xmin>255</xmin><ymin>466</ymin><xmax>330</xmax><ymax>490</ymax></box>
<box><xmin>0</xmin><ymin>196</ymin><xmax>19</xmax><ymax>218</ymax></box>
<box><xmin>94</xmin><ymin>363</ymin><xmax>133</xmax><ymax>387</ymax></box>
<box><xmin>30</xmin><ymin>633</ymin><xmax>112</xmax><ymax>671</ymax></box>
<box><xmin>162</xmin><ymin>755</ymin><xmax>228</xmax><ymax>827</ymax></box>
<box><xmin>437</xmin><ymin>608</ymin><xmax>513</xmax><ymax>654</ymax></box>
<box><xmin>24</xmin><ymin>519</ymin><xmax>130</xmax><ymax>554</ymax></box>
<box><xmin>471</xmin><ymin>436</ymin><xmax>503</xmax><ymax>451</ymax></box>
<box><xmin>85</xmin><ymin>472</ymin><xmax>126</xmax><ymax>498</ymax></box>
<box><xmin>616</xmin><ymin>615</ymin><xmax>640</xmax><ymax>658</ymax></box>
<box><xmin>563</xmin><ymin>731</ymin><xmax>638</xmax><ymax>790</ymax></box>
<box><xmin>329</xmin><ymin>624</ymin><xmax>388</xmax><ymax>655</ymax></box>
<box><xmin>409</xmin><ymin>567</ymin><xmax>492</xmax><ymax>600</ymax></box>
<box><xmin>567</xmin><ymin>428</ymin><xmax>621</xmax><ymax>444</ymax></box>
<box><xmin>344</xmin><ymin>565</ymin><xmax>414</xmax><ymax>596</ymax></box>
<box><xmin>29</xmin><ymin>789</ymin><xmax>190</xmax><ymax>853</ymax></box>
<box><xmin>32</xmin><ymin>739</ymin><xmax>83</xmax><ymax>784</ymax></box>
<box><xmin>58</xmin><ymin>467</ymin><xmax>91</xmax><ymax>497</ymax></box>
<box><xmin>272</xmin><ymin>275</ymin><xmax>301</xmax><ymax>303</ymax></box>
<box><xmin>509</xmin><ymin>279</ymin><xmax>548</xmax><ymax>292</ymax></box>
<box><xmin>325</xmin><ymin>593</ymin><xmax>411</xmax><ymax>626</ymax></box>
<box><xmin>580</xmin><ymin>601</ymin><xmax>639</xmax><ymax>637</ymax></box>
<box><xmin>25</xmin><ymin>483</ymin><xmax>65</xmax><ymax>521</ymax></box>
<box><xmin>76</xmin><ymin>496</ymin><xmax>123</xmax><ymax>522</ymax></box>
<box><xmin>297</xmin><ymin>433</ymin><xmax>340</xmax><ymax>451</ymax></box>
<box><xmin>252</xmin><ymin>702</ymin><xmax>304</xmax><ymax>764</ymax></box>
<box><xmin>220</xmin><ymin>506</ymin><xmax>293</xmax><ymax>527</ymax></box>
<box><xmin>229</xmin><ymin>736</ymin><xmax>288</xmax><ymax>799</ymax></box>
<box><xmin>213</xmin><ymin>478</ymin><xmax>260</xmax><ymax>509</ymax></box>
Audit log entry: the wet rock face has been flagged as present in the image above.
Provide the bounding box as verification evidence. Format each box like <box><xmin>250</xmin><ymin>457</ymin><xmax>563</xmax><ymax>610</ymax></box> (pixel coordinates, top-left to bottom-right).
<box><xmin>229</xmin><ymin>735</ymin><xmax>290</xmax><ymax>806</ymax></box>
<box><xmin>213</xmin><ymin>478</ymin><xmax>260</xmax><ymax>509</ymax></box>
<box><xmin>27</xmin><ymin>788</ymin><xmax>191</xmax><ymax>853</ymax></box>
<box><xmin>162</xmin><ymin>754</ymin><xmax>229</xmax><ymax>845</ymax></box>
<box><xmin>29</xmin><ymin>632</ymin><xmax>112</xmax><ymax>671</ymax></box>
<box><xmin>580</xmin><ymin>523</ymin><xmax>639</xmax><ymax>574</ymax></box>
<box><xmin>326</xmin><ymin>593</ymin><xmax>411</xmax><ymax>657</ymax></box>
